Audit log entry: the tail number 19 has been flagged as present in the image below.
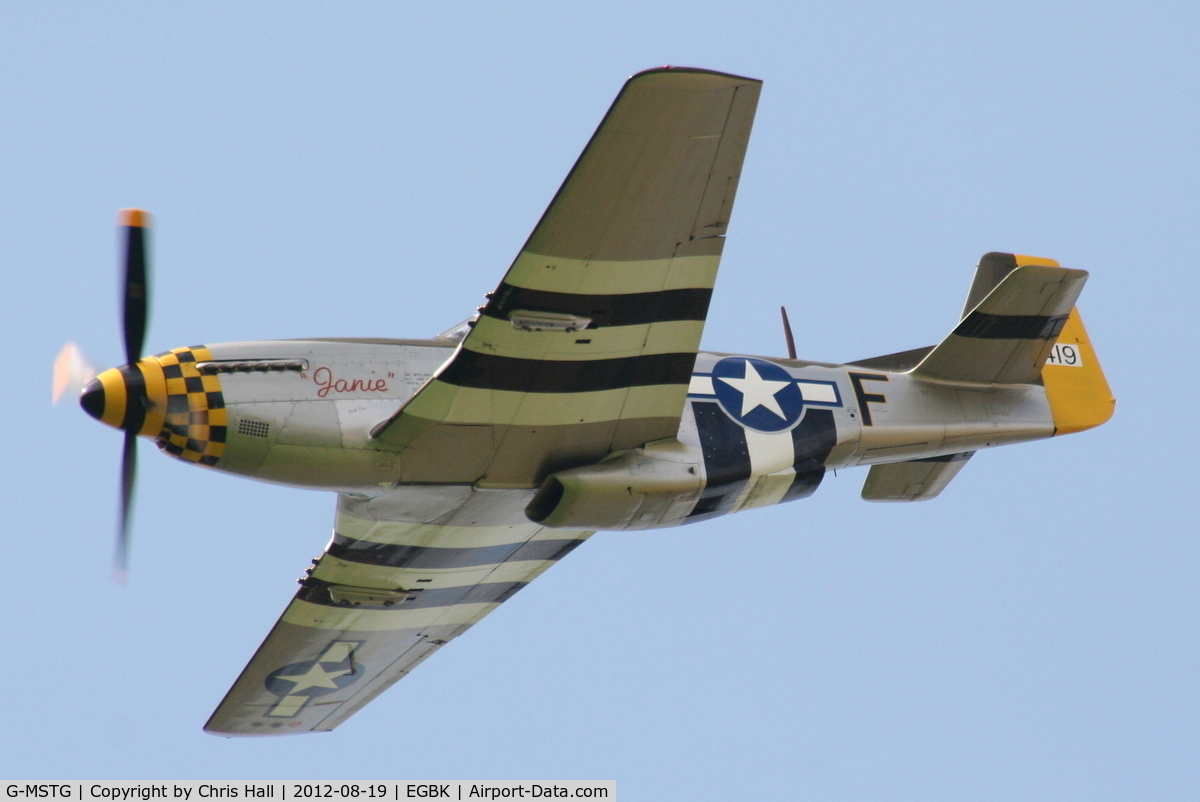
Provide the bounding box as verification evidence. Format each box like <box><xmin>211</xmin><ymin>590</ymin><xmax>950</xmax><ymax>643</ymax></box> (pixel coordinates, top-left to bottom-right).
<box><xmin>1046</xmin><ymin>343</ymin><xmax>1083</xmax><ymax>367</ymax></box>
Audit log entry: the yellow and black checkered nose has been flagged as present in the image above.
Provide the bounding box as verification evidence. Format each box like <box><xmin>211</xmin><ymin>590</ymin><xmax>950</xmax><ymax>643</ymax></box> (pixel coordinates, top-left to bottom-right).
<box><xmin>80</xmin><ymin>346</ymin><xmax>229</xmax><ymax>467</ymax></box>
<box><xmin>80</xmin><ymin>360</ymin><xmax>168</xmax><ymax>437</ymax></box>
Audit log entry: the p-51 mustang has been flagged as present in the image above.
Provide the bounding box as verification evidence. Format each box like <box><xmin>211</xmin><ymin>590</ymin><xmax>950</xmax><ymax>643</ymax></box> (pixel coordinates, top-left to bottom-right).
<box><xmin>68</xmin><ymin>68</ymin><xmax>1114</xmax><ymax>735</ymax></box>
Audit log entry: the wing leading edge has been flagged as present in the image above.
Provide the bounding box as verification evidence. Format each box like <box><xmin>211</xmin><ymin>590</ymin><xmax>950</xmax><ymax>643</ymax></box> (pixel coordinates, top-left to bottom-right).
<box><xmin>206</xmin><ymin>490</ymin><xmax>591</xmax><ymax>735</ymax></box>
<box><xmin>376</xmin><ymin>67</ymin><xmax>762</xmax><ymax>488</ymax></box>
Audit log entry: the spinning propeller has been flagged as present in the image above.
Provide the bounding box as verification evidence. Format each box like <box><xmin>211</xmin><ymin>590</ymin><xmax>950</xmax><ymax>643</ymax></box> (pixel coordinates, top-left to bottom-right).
<box><xmin>114</xmin><ymin>210</ymin><xmax>150</xmax><ymax>581</ymax></box>
<box><xmin>60</xmin><ymin>210</ymin><xmax>153</xmax><ymax>582</ymax></box>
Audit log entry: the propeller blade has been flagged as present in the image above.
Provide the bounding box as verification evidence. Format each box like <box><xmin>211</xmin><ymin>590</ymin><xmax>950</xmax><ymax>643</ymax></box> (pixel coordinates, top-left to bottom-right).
<box><xmin>120</xmin><ymin>209</ymin><xmax>151</xmax><ymax>366</ymax></box>
<box><xmin>52</xmin><ymin>341</ymin><xmax>96</xmax><ymax>405</ymax></box>
<box><xmin>780</xmin><ymin>306</ymin><xmax>797</xmax><ymax>360</ymax></box>
<box><xmin>113</xmin><ymin>209</ymin><xmax>152</xmax><ymax>584</ymax></box>
<box><xmin>115</xmin><ymin>430</ymin><xmax>137</xmax><ymax>584</ymax></box>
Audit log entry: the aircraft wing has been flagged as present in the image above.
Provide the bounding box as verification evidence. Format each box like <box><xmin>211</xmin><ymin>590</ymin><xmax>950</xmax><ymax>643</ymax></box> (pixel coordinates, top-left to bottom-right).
<box><xmin>205</xmin><ymin>491</ymin><xmax>591</xmax><ymax>735</ymax></box>
<box><xmin>376</xmin><ymin>67</ymin><xmax>762</xmax><ymax>487</ymax></box>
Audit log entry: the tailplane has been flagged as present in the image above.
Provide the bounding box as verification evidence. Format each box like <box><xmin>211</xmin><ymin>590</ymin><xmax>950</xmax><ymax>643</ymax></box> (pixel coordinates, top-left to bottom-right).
<box><xmin>910</xmin><ymin>251</ymin><xmax>1113</xmax><ymax>434</ymax></box>
<box><xmin>912</xmin><ymin>253</ymin><xmax>1088</xmax><ymax>385</ymax></box>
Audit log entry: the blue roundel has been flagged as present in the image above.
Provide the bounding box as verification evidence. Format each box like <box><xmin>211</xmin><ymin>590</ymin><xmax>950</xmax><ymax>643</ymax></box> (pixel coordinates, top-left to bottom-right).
<box><xmin>711</xmin><ymin>357</ymin><xmax>805</xmax><ymax>432</ymax></box>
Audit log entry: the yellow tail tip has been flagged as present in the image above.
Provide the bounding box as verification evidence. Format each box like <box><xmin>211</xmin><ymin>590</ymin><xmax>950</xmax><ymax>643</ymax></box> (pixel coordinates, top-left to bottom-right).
<box><xmin>1043</xmin><ymin>308</ymin><xmax>1115</xmax><ymax>435</ymax></box>
<box><xmin>1014</xmin><ymin>254</ymin><xmax>1061</xmax><ymax>268</ymax></box>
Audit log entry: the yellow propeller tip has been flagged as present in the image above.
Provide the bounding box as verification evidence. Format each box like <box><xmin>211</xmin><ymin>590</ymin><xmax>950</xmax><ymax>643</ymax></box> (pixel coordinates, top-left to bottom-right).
<box><xmin>119</xmin><ymin>208</ymin><xmax>151</xmax><ymax>228</ymax></box>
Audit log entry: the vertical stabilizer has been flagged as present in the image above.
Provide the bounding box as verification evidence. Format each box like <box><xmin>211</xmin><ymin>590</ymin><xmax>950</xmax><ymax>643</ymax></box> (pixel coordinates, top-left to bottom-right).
<box><xmin>961</xmin><ymin>252</ymin><xmax>1062</xmax><ymax>319</ymax></box>
<box><xmin>1042</xmin><ymin>308</ymin><xmax>1115</xmax><ymax>434</ymax></box>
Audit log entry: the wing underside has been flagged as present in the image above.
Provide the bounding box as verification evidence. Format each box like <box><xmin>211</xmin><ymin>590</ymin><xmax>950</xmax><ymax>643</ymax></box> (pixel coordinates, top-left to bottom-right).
<box><xmin>205</xmin><ymin>490</ymin><xmax>591</xmax><ymax>736</ymax></box>
<box><xmin>376</xmin><ymin>68</ymin><xmax>762</xmax><ymax>488</ymax></box>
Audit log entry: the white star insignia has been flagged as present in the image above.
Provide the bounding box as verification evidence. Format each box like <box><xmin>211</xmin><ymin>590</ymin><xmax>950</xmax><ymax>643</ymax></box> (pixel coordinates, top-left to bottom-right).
<box><xmin>717</xmin><ymin>361</ymin><xmax>792</xmax><ymax>419</ymax></box>
<box><xmin>272</xmin><ymin>661</ymin><xmax>350</xmax><ymax>694</ymax></box>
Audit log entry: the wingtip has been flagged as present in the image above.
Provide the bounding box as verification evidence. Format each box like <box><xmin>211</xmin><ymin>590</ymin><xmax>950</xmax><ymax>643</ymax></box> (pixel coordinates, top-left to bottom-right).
<box><xmin>629</xmin><ymin>65</ymin><xmax>762</xmax><ymax>84</ymax></box>
<box><xmin>202</xmin><ymin>720</ymin><xmax>323</xmax><ymax>737</ymax></box>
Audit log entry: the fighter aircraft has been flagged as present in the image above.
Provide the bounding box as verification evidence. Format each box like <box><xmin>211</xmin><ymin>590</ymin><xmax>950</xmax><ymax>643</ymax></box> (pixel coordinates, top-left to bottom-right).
<box><xmin>63</xmin><ymin>67</ymin><xmax>1114</xmax><ymax>735</ymax></box>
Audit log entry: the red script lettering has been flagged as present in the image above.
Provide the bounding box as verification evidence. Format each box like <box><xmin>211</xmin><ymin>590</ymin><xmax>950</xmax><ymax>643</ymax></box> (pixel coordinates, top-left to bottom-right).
<box><xmin>313</xmin><ymin>366</ymin><xmax>389</xmax><ymax>398</ymax></box>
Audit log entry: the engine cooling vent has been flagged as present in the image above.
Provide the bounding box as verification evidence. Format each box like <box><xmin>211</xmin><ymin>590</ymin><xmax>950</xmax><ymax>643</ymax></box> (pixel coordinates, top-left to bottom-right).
<box><xmin>237</xmin><ymin>419</ymin><xmax>270</xmax><ymax>438</ymax></box>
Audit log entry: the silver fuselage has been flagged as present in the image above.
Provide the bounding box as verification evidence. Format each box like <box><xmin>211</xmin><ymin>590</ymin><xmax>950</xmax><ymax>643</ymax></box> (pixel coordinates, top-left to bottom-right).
<box><xmin>198</xmin><ymin>338</ymin><xmax>1052</xmax><ymax>520</ymax></box>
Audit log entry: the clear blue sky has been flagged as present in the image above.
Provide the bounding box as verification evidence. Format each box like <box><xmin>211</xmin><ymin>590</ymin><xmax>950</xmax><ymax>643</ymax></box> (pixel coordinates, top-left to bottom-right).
<box><xmin>4</xmin><ymin>2</ymin><xmax>1198</xmax><ymax>798</ymax></box>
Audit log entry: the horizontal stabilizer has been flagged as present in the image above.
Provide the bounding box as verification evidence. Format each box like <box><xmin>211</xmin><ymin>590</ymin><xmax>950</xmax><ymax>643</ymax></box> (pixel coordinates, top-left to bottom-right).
<box><xmin>861</xmin><ymin>452</ymin><xmax>973</xmax><ymax>502</ymax></box>
<box><xmin>912</xmin><ymin>256</ymin><xmax>1088</xmax><ymax>384</ymax></box>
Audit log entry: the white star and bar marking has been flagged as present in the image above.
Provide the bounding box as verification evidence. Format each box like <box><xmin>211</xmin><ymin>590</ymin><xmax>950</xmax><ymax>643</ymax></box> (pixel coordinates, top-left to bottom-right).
<box><xmin>271</xmin><ymin>662</ymin><xmax>351</xmax><ymax>694</ymax></box>
<box><xmin>717</xmin><ymin>361</ymin><xmax>792</xmax><ymax>419</ymax></box>
<box><xmin>266</xmin><ymin>640</ymin><xmax>359</xmax><ymax>718</ymax></box>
